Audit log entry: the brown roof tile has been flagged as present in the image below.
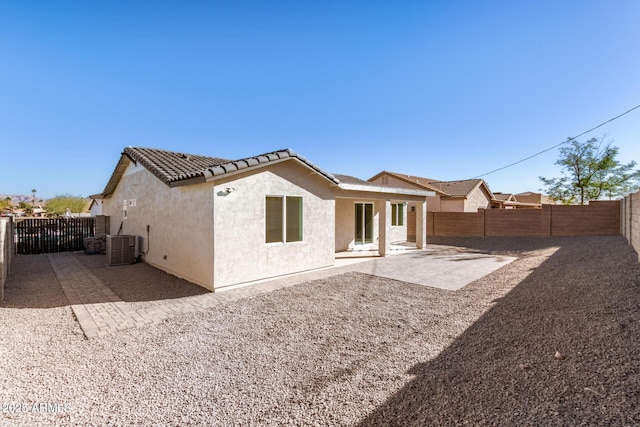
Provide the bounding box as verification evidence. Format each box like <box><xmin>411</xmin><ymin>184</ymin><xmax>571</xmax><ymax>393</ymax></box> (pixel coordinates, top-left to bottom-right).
<box><xmin>368</xmin><ymin>171</ymin><xmax>445</xmax><ymax>194</ymax></box>
<box><xmin>97</xmin><ymin>147</ymin><xmax>340</xmax><ymax>197</ymax></box>
<box><xmin>333</xmin><ymin>174</ymin><xmax>377</xmax><ymax>186</ymax></box>
<box><xmin>428</xmin><ymin>179</ymin><xmax>485</xmax><ymax>197</ymax></box>
<box><xmin>369</xmin><ymin>171</ymin><xmax>491</xmax><ymax>198</ymax></box>
<box><xmin>125</xmin><ymin>147</ymin><xmax>230</xmax><ymax>185</ymax></box>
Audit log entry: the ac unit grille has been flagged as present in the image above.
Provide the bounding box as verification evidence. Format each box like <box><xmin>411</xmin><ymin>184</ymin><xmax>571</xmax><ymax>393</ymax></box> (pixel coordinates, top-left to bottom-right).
<box><xmin>106</xmin><ymin>235</ymin><xmax>136</xmax><ymax>266</ymax></box>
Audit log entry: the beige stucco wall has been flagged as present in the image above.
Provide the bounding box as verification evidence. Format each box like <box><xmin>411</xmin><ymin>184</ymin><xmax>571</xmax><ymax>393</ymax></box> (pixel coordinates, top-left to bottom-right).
<box><xmin>101</xmin><ymin>161</ymin><xmax>215</xmax><ymax>289</ymax></box>
<box><xmin>464</xmin><ymin>186</ymin><xmax>492</xmax><ymax>211</ymax></box>
<box><xmin>212</xmin><ymin>161</ymin><xmax>336</xmax><ymax>288</ymax></box>
<box><xmin>335</xmin><ymin>198</ymin><xmax>357</xmax><ymax>251</ymax></box>
<box><xmin>335</xmin><ymin>198</ymin><xmax>407</xmax><ymax>251</ymax></box>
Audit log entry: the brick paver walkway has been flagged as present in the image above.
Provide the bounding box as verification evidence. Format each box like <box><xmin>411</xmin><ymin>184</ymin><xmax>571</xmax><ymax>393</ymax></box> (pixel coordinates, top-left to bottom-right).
<box><xmin>47</xmin><ymin>247</ymin><xmax>515</xmax><ymax>339</ymax></box>
<box><xmin>46</xmin><ymin>253</ymin><xmax>354</xmax><ymax>339</ymax></box>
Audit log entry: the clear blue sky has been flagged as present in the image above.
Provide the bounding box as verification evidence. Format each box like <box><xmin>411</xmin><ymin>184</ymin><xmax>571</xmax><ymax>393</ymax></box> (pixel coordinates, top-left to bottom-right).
<box><xmin>2</xmin><ymin>1</ymin><xmax>639</xmax><ymax>199</ymax></box>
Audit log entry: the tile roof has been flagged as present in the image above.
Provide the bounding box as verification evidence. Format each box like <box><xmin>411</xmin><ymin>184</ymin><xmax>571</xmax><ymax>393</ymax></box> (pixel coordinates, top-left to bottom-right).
<box><xmin>333</xmin><ymin>174</ymin><xmax>377</xmax><ymax>186</ymax></box>
<box><xmin>124</xmin><ymin>147</ymin><xmax>231</xmax><ymax>185</ymax></box>
<box><xmin>204</xmin><ymin>149</ymin><xmax>339</xmax><ymax>184</ymax></box>
<box><xmin>368</xmin><ymin>171</ymin><xmax>445</xmax><ymax>194</ymax></box>
<box><xmin>369</xmin><ymin>171</ymin><xmax>492</xmax><ymax>198</ymax></box>
<box><xmin>427</xmin><ymin>179</ymin><xmax>486</xmax><ymax>198</ymax></box>
<box><xmin>493</xmin><ymin>193</ymin><xmax>516</xmax><ymax>201</ymax></box>
<box><xmin>96</xmin><ymin>147</ymin><xmax>340</xmax><ymax>197</ymax></box>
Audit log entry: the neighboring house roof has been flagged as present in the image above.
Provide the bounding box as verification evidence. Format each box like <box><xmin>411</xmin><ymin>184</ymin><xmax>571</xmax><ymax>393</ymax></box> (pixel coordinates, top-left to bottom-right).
<box><xmin>369</xmin><ymin>171</ymin><xmax>493</xmax><ymax>199</ymax></box>
<box><xmin>427</xmin><ymin>179</ymin><xmax>491</xmax><ymax>199</ymax></box>
<box><xmin>95</xmin><ymin>147</ymin><xmax>341</xmax><ymax>198</ymax></box>
<box><xmin>516</xmin><ymin>191</ymin><xmax>555</xmax><ymax>204</ymax></box>
<box><xmin>493</xmin><ymin>192</ymin><xmax>517</xmax><ymax>202</ymax></box>
<box><xmin>333</xmin><ymin>173</ymin><xmax>433</xmax><ymax>197</ymax></box>
<box><xmin>333</xmin><ymin>174</ymin><xmax>376</xmax><ymax>186</ymax></box>
<box><xmin>368</xmin><ymin>171</ymin><xmax>446</xmax><ymax>195</ymax></box>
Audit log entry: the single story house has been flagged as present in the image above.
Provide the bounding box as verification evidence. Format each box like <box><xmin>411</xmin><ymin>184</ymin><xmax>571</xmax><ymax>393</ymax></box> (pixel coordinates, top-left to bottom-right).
<box><xmin>515</xmin><ymin>191</ymin><xmax>555</xmax><ymax>205</ymax></box>
<box><xmin>368</xmin><ymin>171</ymin><xmax>494</xmax><ymax>212</ymax></box>
<box><xmin>492</xmin><ymin>193</ymin><xmax>543</xmax><ymax>209</ymax></box>
<box><xmin>91</xmin><ymin>147</ymin><xmax>434</xmax><ymax>291</ymax></box>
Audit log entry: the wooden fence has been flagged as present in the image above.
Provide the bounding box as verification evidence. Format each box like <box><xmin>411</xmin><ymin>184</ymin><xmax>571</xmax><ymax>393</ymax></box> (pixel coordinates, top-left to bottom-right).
<box><xmin>14</xmin><ymin>217</ymin><xmax>95</xmax><ymax>254</ymax></box>
<box><xmin>426</xmin><ymin>201</ymin><xmax>621</xmax><ymax>238</ymax></box>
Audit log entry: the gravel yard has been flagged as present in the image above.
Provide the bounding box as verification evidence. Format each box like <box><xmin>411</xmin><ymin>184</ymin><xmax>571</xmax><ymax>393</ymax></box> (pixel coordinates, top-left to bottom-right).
<box><xmin>1</xmin><ymin>235</ymin><xmax>639</xmax><ymax>426</ymax></box>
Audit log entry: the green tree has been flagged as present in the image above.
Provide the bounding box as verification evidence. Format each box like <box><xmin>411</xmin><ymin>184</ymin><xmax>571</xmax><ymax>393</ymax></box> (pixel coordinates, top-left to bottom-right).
<box><xmin>540</xmin><ymin>137</ymin><xmax>640</xmax><ymax>205</ymax></box>
<box><xmin>45</xmin><ymin>195</ymin><xmax>90</xmax><ymax>216</ymax></box>
<box><xmin>0</xmin><ymin>197</ymin><xmax>11</xmax><ymax>211</ymax></box>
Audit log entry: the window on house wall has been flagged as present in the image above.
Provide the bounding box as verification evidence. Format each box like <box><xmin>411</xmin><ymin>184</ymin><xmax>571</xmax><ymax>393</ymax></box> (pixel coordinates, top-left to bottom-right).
<box><xmin>265</xmin><ymin>196</ymin><xmax>303</xmax><ymax>243</ymax></box>
<box><xmin>285</xmin><ymin>196</ymin><xmax>303</xmax><ymax>242</ymax></box>
<box><xmin>391</xmin><ymin>203</ymin><xmax>404</xmax><ymax>226</ymax></box>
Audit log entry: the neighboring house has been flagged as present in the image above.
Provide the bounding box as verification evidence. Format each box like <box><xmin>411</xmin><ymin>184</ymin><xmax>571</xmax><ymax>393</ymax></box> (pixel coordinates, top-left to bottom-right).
<box><xmin>369</xmin><ymin>171</ymin><xmax>494</xmax><ymax>212</ymax></box>
<box><xmin>492</xmin><ymin>192</ymin><xmax>517</xmax><ymax>209</ymax></box>
<box><xmin>91</xmin><ymin>147</ymin><xmax>433</xmax><ymax>291</ymax></box>
<box><xmin>88</xmin><ymin>199</ymin><xmax>103</xmax><ymax>216</ymax></box>
<box><xmin>492</xmin><ymin>192</ymin><xmax>543</xmax><ymax>209</ymax></box>
<box><xmin>516</xmin><ymin>191</ymin><xmax>554</xmax><ymax>205</ymax></box>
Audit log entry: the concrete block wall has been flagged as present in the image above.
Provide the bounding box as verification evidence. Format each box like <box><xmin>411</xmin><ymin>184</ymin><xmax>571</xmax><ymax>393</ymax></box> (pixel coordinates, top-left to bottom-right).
<box><xmin>551</xmin><ymin>201</ymin><xmax>620</xmax><ymax>236</ymax></box>
<box><xmin>633</xmin><ymin>192</ymin><xmax>640</xmax><ymax>258</ymax></box>
<box><xmin>428</xmin><ymin>201</ymin><xmax>621</xmax><ymax>238</ymax></box>
<box><xmin>428</xmin><ymin>211</ymin><xmax>484</xmax><ymax>237</ymax></box>
<box><xmin>0</xmin><ymin>218</ymin><xmax>14</xmax><ymax>302</ymax></box>
<box><xmin>95</xmin><ymin>215</ymin><xmax>110</xmax><ymax>236</ymax></box>
<box><xmin>407</xmin><ymin>210</ymin><xmax>416</xmax><ymax>241</ymax></box>
<box><xmin>622</xmin><ymin>191</ymin><xmax>640</xmax><ymax>260</ymax></box>
<box><xmin>485</xmin><ymin>208</ymin><xmax>546</xmax><ymax>237</ymax></box>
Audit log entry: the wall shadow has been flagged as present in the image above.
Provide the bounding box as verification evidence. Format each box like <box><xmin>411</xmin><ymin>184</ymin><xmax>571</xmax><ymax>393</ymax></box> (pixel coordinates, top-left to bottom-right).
<box><xmin>75</xmin><ymin>253</ymin><xmax>209</xmax><ymax>302</ymax></box>
<box><xmin>1</xmin><ymin>252</ymin><xmax>209</xmax><ymax>309</ymax></box>
<box><xmin>1</xmin><ymin>254</ymin><xmax>69</xmax><ymax>308</ymax></box>
<box><xmin>357</xmin><ymin>235</ymin><xmax>640</xmax><ymax>426</ymax></box>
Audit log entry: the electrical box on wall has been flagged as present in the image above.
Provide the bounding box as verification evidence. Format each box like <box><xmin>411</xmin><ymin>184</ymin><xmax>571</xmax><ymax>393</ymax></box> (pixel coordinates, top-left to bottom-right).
<box><xmin>106</xmin><ymin>235</ymin><xmax>137</xmax><ymax>266</ymax></box>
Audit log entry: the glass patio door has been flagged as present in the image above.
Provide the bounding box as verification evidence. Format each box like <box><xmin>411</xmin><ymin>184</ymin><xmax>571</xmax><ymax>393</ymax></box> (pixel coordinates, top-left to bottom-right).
<box><xmin>355</xmin><ymin>203</ymin><xmax>374</xmax><ymax>245</ymax></box>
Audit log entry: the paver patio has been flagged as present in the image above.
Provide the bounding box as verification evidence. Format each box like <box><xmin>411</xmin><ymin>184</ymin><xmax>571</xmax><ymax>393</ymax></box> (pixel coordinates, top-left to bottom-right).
<box><xmin>46</xmin><ymin>246</ymin><xmax>515</xmax><ymax>339</ymax></box>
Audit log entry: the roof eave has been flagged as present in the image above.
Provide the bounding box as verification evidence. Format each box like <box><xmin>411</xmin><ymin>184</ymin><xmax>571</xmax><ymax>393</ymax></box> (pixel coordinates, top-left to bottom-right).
<box><xmin>368</xmin><ymin>171</ymin><xmax>448</xmax><ymax>196</ymax></box>
<box><xmin>203</xmin><ymin>154</ymin><xmax>340</xmax><ymax>186</ymax></box>
<box><xmin>338</xmin><ymin>182</ymin><xmax>435</xmax><ymax>197</ymax></box>
<box><xmin>96</xmin><ymin>152</ymin><xmax>135</xmax><ymax>198</ymax></box>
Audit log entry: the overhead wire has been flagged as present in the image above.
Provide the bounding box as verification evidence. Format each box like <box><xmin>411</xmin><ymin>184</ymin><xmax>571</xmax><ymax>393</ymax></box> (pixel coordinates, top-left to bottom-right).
<box><xmin>472</xmin><ymin>103</ymin><xmax>640</xmax><ymax>178</ymax></box>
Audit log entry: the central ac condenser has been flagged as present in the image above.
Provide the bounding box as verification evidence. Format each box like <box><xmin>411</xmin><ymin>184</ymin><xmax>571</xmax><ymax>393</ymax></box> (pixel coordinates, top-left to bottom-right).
<box><xmin>106</xmin><ymin>235</ymin><xmax>137</xmax><ymax>266</ymax></box>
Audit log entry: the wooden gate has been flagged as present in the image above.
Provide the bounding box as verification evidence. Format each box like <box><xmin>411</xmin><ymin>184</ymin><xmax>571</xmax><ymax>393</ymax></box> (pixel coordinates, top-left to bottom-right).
<box><xmin>14</xmin><ymin>217</ymin><xmax>95</xmax><ymax>254</ymax></box>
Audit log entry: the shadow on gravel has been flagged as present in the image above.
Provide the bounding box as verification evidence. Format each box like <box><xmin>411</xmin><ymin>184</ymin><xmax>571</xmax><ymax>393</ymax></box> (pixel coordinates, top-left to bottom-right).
<box><xmin>75</xmin><ymin>253</ymin><xmax>209</xmax><ymax>302</ymax></box>
<box><xmin>357</xmin><ymin>235</ymin><xmax>640</xmax><ymax>426</ymax></box>
<box><xmin>1</xmin><ymin>254</ymin><xmax>69</xmax><ymax>308</ymax></box>
<box><xmin>427</xmin><ymin>236</ymin><xmax>568</xmax><ymax>256</ymax></box>
<box><xmin>1</xmin><ymin>252</ymin><xmax>209</xmax><ymax>308</ymax></box>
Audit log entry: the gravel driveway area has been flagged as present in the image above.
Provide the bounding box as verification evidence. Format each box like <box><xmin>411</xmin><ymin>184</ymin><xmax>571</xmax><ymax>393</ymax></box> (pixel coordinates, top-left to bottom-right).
<box><xmin>1</xmin><ymin>235</ymin><xmax>639</xmax><ymax>426</ymax></box>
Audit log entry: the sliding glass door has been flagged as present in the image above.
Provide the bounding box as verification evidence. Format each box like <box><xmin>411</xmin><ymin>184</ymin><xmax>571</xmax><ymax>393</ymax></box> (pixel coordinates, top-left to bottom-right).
<box><xmin>354</xmin><ymin>203</ymin><xmax>374</xmax><ymax>245</ymax></box>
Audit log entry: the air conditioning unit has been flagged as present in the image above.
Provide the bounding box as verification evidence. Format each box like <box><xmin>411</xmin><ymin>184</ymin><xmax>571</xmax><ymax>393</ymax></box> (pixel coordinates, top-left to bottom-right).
<box><xmin>106</xmin><ymin>235</ymin><xmax>137</xmax><ymax>266</ymax></box>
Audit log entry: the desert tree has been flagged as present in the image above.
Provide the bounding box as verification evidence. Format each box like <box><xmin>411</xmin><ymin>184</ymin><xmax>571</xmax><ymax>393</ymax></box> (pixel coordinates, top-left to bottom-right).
<box><xmin>540</xmin><ymin>136</ymin><xmax>640</xmax><ymax>205</ymax></box>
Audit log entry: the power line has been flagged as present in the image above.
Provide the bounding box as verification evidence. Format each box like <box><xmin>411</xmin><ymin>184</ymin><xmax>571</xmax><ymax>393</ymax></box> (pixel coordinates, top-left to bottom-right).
<box><xmin>472</xmin><ymin>103</ymin><xmax>640</xmax><ymax>178</ymax></box>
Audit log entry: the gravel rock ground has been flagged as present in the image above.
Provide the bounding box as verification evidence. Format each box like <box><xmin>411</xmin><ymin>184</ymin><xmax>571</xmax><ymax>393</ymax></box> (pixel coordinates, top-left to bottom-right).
<box><xmin>1</xmin><ymin>235</ymin><xmax>639</xmax><ymax>426</ymax></box>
